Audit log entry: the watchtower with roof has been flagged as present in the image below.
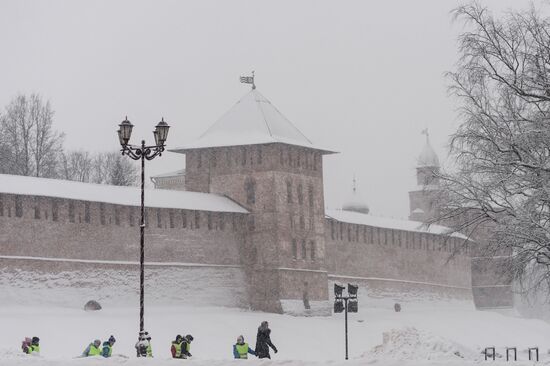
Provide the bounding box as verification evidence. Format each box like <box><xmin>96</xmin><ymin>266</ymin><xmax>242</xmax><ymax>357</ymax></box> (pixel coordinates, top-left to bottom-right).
<box><xmin>408</xmin><ymin>130</ymin><xmax>441</xmax><ymax>223</ymax></box>
<box><xmin>171</xmin><ymin>85</ymin><xmax>336</xmax><ymax>313</ymax></box>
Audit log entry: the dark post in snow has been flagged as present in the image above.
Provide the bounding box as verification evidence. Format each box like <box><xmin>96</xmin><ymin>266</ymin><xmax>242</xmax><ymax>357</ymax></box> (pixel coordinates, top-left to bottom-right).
<box><xmin>334</xmin><ymin>283</ymin><xmax>358</xmax><ymax>360</ymax></box>
<box><xmin>117</xmin><ymin>117</ymin><xmax>170</xmax><ymax>339</ymax></box>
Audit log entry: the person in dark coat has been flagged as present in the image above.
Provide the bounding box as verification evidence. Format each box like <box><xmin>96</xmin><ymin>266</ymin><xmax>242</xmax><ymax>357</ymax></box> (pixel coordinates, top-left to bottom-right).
<box><xmin>255</xmin><ymin>321</ymin><xmax>277</xmax><ymax>359</ymax></box>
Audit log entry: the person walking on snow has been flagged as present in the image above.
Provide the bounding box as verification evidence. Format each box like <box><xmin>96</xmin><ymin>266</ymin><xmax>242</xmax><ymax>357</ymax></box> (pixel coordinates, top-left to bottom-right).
<box><xmin>171</xmin><ymin>334</ymin><xmax>184</xmax><ymax>358</ymax></box>
<box><xmin>233</xmin><ymin>335</ymin><xmax>256</xmax><ymax>359</ymax></box>
<box><xmin>255</xmin><ymin>321</ymin><xmax>277</xmax><ymax>359</ymax></box>
<box><xmin>102</xmin><ymin>335</ymin><xmax>116</xmax><ymax>358</ymax></box>
<box><xmin>22</xmin><ymin>337</ymin><xmax>39</xmax><ymax>354</ymax></box>
<box><xmin>82</xmin><ymin>339</ymin><xmax>102</xmax><ymax>357</ymax></box>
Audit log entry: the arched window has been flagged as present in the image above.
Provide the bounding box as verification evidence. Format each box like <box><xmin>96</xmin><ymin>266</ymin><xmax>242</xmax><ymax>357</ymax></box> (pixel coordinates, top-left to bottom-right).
<box><xmin>297</xmin><ymin>184</ymin><xmax>304</xmax><ymax>205</ymax></box>
<box><xmin>308</xmin><ymin>185</ymin><xmax>314</xmax><ymax>208</ymax></box>
<box><xmin>245</xmin><ymin>177</ymin><xmax>256</xmax><ymax>205</ymax></box>
<box><xmin>301</xmin><ymin>240</ymin><xmax>307</xmax><ymax>259</ymax></box>
<box><xmin>299</xmin><ymin>215</ymin><xmax>305</xmax><ymax>230</ymax></box>
<box><xmin>310</xmin><ymin>241</ymin><xmax>316</xmax><ymax>261</ymax></box>
<box><xmin>292</xmin><ymin>239</ymin><xmax>297</xmax><ymax>259</ymax></box>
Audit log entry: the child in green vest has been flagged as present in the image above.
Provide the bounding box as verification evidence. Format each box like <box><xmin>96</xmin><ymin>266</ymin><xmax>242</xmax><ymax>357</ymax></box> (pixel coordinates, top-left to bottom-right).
<box><xmin>233</xmin><ymin>335</ymin><xmax>256</xmax><ymax>359</ymax></box>
<box><xmin>82</xmin><ymin>339</ymin><xmax>102</xmax><ymax>357</ymax></box>
<box><xmin>181</xmin><ymin>334</ymin><xmax>193</xmax><ymax>358</ymax></box>
<box><xmin>102</xmin><ymin>335</ymin><xmax>116</xmax><ymax>357</ymax></box>
<box><xmin>171</xmin><ymin>335</ymin><xmax>184</xmax><ymax>358</ymax></box>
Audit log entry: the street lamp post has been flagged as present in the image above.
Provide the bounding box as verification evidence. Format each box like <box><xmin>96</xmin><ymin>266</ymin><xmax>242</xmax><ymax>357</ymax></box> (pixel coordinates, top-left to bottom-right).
<box><xmin>117</xmin><ymin>117</ymin><xmax>170</xmax><ymax>340</ymax></box>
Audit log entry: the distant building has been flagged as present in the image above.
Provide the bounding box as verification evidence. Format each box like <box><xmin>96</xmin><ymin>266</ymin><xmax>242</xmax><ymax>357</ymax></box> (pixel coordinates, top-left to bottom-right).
<box><xmin>408</xmin><ymin>132</ymin><xmax>441</xmax><ymax>223</ymax></box>
<box><xmin>150</xmin><ymin>169</ymin><xmax>185</xmax><ymax>190</ymax></box>
<box><xmin>0</xmin><ymin>86</ymin><xmax>477</xmax><ymax>314</ymax></box>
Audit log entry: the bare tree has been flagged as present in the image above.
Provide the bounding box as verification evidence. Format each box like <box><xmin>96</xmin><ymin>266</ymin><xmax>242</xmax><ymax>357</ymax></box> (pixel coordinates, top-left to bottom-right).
<box><xmin>91</xmin><ymin>152</ymin><xmax>137</xmax><ymax>186</ymax></box>
<box><xmin>60</xmin><ymin>150</ymin><xmax>93</xmax><ymax>182</ymax></box>
<box><xmin>0</xmin><ymin>94</ymin><xmax>64</xmax><ymax>177</ymax></box>
<box><xmin>436</xmin><ymin>3</ymin><xmax>550</xmax><ymax>293</ymax></box>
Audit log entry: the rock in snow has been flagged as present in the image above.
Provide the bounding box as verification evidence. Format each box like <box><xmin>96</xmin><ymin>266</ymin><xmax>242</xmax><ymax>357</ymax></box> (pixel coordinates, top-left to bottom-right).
<box><xmin>83</xmin><ymin>300</ymin><xmax>101</xmax><ymax>311</ymax></box>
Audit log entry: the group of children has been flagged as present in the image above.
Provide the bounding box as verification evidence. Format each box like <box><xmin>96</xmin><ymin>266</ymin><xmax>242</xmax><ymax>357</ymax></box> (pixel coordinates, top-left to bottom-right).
<box><xmin>21</xmin><ymin>337</ymin><xmax>40</xmax><ymax>354</ymax></box>
<box><xmin>20</xmin><ymin>320</ymin><xmax>277</xmax><ymax>360</ymax></box>
<box><xmin>82</xmin><ymin>336</ymin><xmax>116</xmax><ymax>357</ymax></box>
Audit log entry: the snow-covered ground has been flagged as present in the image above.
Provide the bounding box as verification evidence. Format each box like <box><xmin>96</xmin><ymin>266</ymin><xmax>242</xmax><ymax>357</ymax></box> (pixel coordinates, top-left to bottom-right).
<box><xmin>1</xmin><ymin>297</ymin><xmax>550</xmax><ymax>366</ymax></box>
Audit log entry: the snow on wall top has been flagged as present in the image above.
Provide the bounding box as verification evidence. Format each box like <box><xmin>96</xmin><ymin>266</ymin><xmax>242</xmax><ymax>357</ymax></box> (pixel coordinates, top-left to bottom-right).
<box><xmin>325</xmin><ymin>209</ymin><xmax>468</xmax><ymax>239</ymax></box>
<box><xmin>0</xmin><ymin>174</ymin><xmax>248</xmax><ymax>213</ymax></box>
<box><xmin>170</xmin><ymin>89</ymin><xmax>336</xmax><ymax>153</ymax></box>
<box><xmin>150</xmin><ymin>169</ymin><xmax>185</xmax><ymax>179</ymax></box>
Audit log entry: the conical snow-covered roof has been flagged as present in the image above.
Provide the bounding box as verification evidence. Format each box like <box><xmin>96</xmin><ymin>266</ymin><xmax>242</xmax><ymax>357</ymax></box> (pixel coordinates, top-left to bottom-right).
<box><xmin>171</xmin><ymin>89</ymin><xmax>334</xmax><ymax>153</ymax></box>
<box><xmin>342</xmin><ymin>178</ymin><xmax>370</xmax><ymax>215</ymax></box>
<box><xmin>418</xmin><ymin>132</ymin><xmax>440</xmax><ymax>168</ymax></box>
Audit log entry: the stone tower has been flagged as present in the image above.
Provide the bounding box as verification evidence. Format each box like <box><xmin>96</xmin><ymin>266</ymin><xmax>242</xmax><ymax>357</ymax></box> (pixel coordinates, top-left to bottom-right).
<box><xmin>171</xmin><ymin>88</ymin><xmax>335</xmax><ymax>314</ymax></box>
<box><xmin>408</xmin><ymin>131</ymin><xmax>441</xmax><ymax>223</ymax></box>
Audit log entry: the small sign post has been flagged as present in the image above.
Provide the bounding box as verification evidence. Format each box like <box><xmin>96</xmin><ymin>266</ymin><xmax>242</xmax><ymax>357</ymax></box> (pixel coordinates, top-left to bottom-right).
<box><xmin>334</xmin><ymin>283</ymin><xmax>358</xmax><ymax>360</ymax></box>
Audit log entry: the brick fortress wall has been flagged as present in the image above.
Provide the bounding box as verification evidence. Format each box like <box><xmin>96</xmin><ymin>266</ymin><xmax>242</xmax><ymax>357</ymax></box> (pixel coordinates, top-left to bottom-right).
<box><xmin>0</xmin><ymin>192</ymin><xmax>249</xmax><ymax>307</ymax></box>
<box><xmin>325</xmin><ymin>218</ymin><xmax>473</xmax><ymax>300</ymax></box>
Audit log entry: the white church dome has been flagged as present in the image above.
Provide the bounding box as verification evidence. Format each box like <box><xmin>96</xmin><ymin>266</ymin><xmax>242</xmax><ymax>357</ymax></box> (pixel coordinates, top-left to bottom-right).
<box><xmin>342</xmin><ymin>178</ymin><xmax>370</xmax><ymax>215</ymax></box>
<box><xmin>418</xmin><ymin>131</ymin><xmax>440</xmax><ymax>168</ymax></box>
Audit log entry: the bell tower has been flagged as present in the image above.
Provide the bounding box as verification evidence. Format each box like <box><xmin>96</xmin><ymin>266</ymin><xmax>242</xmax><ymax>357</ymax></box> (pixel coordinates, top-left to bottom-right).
<box><xmin>171</xmin><ymin>83</ymin><xmax>336</xmax><ymax>314</ymax></box>
<box><xmin>408</xmin><ymin>129</ymin><xmax>441</xmax><ymax>223</ymax></box>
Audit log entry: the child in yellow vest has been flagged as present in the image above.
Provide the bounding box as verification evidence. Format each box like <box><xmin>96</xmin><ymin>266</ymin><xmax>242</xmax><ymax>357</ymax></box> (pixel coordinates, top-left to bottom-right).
<box><xmin>82</xmin><ymin>339</ymin><xmax>102</xmax><ymax>357</ymax></box>
<box><xmin>233</xmin><ymin>335</ymin><xmax>256</xmax><ymax>359</ymax></box>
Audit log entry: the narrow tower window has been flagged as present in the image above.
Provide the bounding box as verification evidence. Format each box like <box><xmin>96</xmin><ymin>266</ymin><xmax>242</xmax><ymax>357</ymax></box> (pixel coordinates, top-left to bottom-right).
<box><xmin>286</xmin><ymin>180</ymin><xmax>293</xmax><ymax>203</ymax></box>
<box><xmin>244</xmin><ymin>177</ymin><xmax>256</xmax><ymax>205</ymax></box>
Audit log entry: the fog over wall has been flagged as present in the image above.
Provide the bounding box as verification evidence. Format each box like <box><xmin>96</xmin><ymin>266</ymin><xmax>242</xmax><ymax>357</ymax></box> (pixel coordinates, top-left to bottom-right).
<box><xmin>0</xmin><ymin>0</ymin><xmax>540</xmax><ymax>218</ymax></box>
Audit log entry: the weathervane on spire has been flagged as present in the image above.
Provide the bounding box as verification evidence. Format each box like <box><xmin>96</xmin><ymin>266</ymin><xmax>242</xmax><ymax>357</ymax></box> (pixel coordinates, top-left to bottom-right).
<box><xmin>240</xmin><ymin>70</ymin><xmax>256</xmax><ymax>90</ymax></box>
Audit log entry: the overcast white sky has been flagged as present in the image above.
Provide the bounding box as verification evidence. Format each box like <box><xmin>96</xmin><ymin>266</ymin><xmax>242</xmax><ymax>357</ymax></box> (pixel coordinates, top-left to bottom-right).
<box><xmin>0</xmin><ymin>0</ymin><xmax>541</xmax><ymax>219</ymax></box>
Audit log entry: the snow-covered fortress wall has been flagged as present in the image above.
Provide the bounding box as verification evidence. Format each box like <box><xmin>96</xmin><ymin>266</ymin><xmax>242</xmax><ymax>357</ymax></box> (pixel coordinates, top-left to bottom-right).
<box><xmin>324</xmin><ymin>214</ymin><xmax>472</xmax><ymax>300</ymax></box>
<box><xmin>0</xmin><ymin>189</ymin><xmax>249</xmax><ymax>308</ymax></box>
